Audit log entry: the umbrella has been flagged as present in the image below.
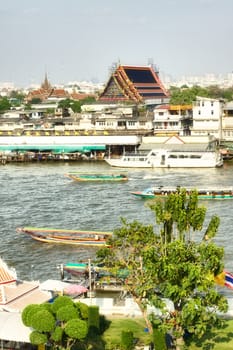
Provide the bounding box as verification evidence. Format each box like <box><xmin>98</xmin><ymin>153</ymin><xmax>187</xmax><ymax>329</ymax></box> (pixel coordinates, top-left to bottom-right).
<box><xmin>64</xmin><ymin>284</ymin><xmax>88</xmax><ymax>295</ymax></box>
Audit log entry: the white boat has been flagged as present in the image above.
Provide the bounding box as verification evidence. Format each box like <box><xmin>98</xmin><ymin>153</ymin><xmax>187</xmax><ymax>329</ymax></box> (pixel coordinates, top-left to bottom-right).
<box><xmin>105</xmin><ymin>148</ymin><xmax>223</xmax><ymax>168</ymax></box>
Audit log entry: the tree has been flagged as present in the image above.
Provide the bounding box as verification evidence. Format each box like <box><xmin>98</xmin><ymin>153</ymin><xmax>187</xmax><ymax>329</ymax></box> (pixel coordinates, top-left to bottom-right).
<box><xmin>22</xmin><ymin>295</ymin><xmax>92</xmax><ymax>349</ymax></box>
<box><xmin>96</xmin><ymin>219</ymin><xmax>160</xmax><ymax>334</ymax></box>
<box><xmin>30</xmin><ymin>97</ymin><xmax>42</xmax><ymax>104</ymax></box>
<box><xmin>0</xmin><ymin>97</ymin><xmax>11</xmax><ymax>113</ymax></box>
<box><xmin>96</xmin><ymin>189</ymin><xmax>228</xmax><ymax>349</ymax></box>
<box><xmin>70</xmin><ymin>100</ymin><xmax>81</xmax><ymax>113</ymax></box>
<box><xmin>58</xmin><ymin>98</ymin><xmax>72</xmax><ymax>117</ymax></box>
<box><xmin>169</xmin><ymin>84</ymin><xmax>233</xmax><ymax>105</ymax></box>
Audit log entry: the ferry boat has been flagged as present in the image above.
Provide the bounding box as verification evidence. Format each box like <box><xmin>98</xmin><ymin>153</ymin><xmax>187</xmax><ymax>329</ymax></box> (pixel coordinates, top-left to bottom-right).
<box><xmin>131</xmin><ymin>186</ymin><xmax>233</xmax><ymax>200</ymax></box>
<box><xmin>105</xmin><ymin>149</ymin><xmax>223</xmax><ymax>168</ymax></box>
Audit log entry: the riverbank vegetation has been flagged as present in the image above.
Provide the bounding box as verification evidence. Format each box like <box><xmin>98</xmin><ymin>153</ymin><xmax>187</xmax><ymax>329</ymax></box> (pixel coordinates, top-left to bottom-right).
<box><xmin>22</xmin><ymin>189</ymin><xmax>231</xmax><ymax>349</ymax></box>
<box><xmin>104</xmin><ymin>317</ymin><xmax>233</xmax><ymax>349</ymax></box>
<box><xmin>97</xmin><ymin>188</ymin><xmax>228</xmax><ymax>349</ymax></box>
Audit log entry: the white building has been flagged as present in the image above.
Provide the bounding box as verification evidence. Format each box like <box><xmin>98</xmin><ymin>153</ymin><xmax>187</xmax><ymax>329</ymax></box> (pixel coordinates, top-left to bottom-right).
<box><xmin>153</xmin><ymin>105</ymin><xmax>192</xmax><ymax>136</ymax></box>
<box><xmin>222</xmin><ymin>102</ymin><xmax>233</xmax><ymax>142</ymax></box>
<box><xmin>191</xmin><ymin>96</ymin><xmax>223</xmax><ymax>139</ymax></box>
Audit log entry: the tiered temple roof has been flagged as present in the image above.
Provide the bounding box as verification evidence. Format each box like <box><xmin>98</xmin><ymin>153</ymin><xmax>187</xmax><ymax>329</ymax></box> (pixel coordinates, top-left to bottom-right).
<box><xmin>99</xmin><ymin>65</ymin><xmax>169</xmax><ymax>103</ymax></box>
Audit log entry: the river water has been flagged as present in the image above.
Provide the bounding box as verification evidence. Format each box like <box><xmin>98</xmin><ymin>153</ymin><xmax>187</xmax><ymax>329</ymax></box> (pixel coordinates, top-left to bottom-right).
<box><xmin>1</xmin><ymin>160</ymin><xmax>233</xmax><ymax>289</ymax></box>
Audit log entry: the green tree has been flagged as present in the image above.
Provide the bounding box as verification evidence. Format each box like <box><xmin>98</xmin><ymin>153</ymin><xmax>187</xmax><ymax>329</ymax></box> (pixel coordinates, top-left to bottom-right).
<box><xmin>22</xmin><ymin>296</ymin><xmax>90</xmax><ymax>349</ymax></box>
<box><xmin>70</xmin><ymin>100</ymin><xmax>81</xmax><ymax>113</ymax></box>
<box><xmin>31</xmin><ymin>97</ymin><xmax>42</xmax><ymax>104</ymax></box>
<box><xmin>58</xmin><ymin>98</ymin><xmax>71</xmax><ymax>117</ymax></box>
<box><xmin>0</xmin><ymin>97</ymin><xmax>11</xmax><ymax>113</ymax></box>
<box><xmin>96</xmin><ymin>219</ymin><xmax>160</xmax><ymax>334</ymax></box>
<box><xmin>169</xmin><ymin>84</ymin><xmax>233</xmax><ymax>105</ymax></box>
<box><xmin>97</xmin><ymin>189</ymin><xmax>228</xmax><ymax>349</ymax></box>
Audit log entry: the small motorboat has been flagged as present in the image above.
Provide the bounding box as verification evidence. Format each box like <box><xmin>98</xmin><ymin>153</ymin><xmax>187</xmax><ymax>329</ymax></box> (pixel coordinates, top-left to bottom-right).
<box><xmin>131</xmin><ymin>186</ymin><xmax>233</xmax><ymax>200</ymax></box>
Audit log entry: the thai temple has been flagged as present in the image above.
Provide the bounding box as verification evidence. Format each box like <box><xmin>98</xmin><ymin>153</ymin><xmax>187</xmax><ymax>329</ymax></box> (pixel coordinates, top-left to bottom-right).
<box><xmin>98</xmin><ymin>64</ymin><xmax>169</xmax><ymax>104</ymax></box>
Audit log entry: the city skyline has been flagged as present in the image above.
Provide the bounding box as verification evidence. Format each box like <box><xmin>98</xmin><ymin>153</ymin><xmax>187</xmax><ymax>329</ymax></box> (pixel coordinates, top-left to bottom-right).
<box><xmin>1</xmin><ymin>0</ymin><xmax>233</xmax><ymax>87</ymax></box>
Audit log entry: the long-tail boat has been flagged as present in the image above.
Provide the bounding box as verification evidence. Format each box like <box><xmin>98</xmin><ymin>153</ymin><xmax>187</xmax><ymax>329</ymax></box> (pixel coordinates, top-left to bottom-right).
<box><xmin>65</xmin><ymin>172</ymin><xmax>128</xmax><ymax>182</ymax></box>
<box><xmin>16</xmin><ymin>226</ymin><xmax>112</xmax><ymax>247</ymax></box>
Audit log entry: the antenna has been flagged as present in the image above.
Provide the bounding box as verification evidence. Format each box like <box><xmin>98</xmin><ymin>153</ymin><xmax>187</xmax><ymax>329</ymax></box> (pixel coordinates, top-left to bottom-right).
<box><xmin>147</xmin><ymin>58</ymin><xmax>159</xmax><ymax>74</ymax></box>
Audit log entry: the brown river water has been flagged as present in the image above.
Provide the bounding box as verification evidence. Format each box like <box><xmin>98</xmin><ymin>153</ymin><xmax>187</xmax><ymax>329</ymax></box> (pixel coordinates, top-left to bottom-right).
<box><xmin>1</xmin><ymin>160</ymin><xmax>233</xmax><ymax>297</ymax></box>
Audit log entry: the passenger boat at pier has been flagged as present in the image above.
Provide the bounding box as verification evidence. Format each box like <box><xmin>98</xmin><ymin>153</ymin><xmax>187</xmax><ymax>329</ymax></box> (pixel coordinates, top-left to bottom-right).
<box><xmin>65</xmin><ymin>172</ymin><xmax>128</xmax><ymax>182</ymax></box>
<box><xmin>105</xmin><ymin>148</ymin><xmax>223</xmax><ymax>168</ymax></box>
<box><xmin>131</xmin><ymin>186</ymin><xmax>233</xmax><ymax>200</ymax></box>
<box><xmin>17</xmin><ymin>226</ymin><xmax>112</xmax><ymax>247</ymax></box>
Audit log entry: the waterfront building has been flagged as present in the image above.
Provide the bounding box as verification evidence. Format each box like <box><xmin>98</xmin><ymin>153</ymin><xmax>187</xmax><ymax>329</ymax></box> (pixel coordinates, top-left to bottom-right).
<box><xmin>191</xmin><ymin>96</ymin><xmax>223</xmax><ymax>139</ymax></box>
<box><xmin>222</xmin><ymin>102</ymin><xmax>233</xmax><ymax>142</ymax></box>
<box><xmin>153</xmin><ymin>104</ymin><xmax>192</xmax><ymax>136</ymax></box>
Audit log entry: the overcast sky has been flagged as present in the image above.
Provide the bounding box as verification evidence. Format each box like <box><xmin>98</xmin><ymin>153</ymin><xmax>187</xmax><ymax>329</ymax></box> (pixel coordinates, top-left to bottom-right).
<box><xmin>1</xmin><ymin>0</ymin><xmax>233</xmax><ymax>87</ymax></box>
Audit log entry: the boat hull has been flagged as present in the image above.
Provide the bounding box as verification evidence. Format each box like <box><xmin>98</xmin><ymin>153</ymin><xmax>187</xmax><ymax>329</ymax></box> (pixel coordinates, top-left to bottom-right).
<box><xmin>17</xmin><ymin>227</ymin><xmax>112</xmax><ymax>247</ymax></box>
<box><xmin>131</xmin><ymin>187</ymin><xmax>233</xmax><ymax>200</ymax></box>
<box><xmin>65</xmin><ymin>173</ymin><xmax>128</xmax><ymax>181</ymax></box>
<box><xmin>105</xmin><ymin>150</ymin><xmax>223</xmax><ymax>168</ymax></box>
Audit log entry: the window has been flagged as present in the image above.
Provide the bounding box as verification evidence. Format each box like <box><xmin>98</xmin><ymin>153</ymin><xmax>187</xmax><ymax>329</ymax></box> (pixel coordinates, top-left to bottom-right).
<box><xmin>190</xmin><ymin>155</ymin><xmax>201</xmax><ymax>158</ymax></box>
<box><xmin>128</xmin><ymin>121</ymin><xmax>136</xmax><ymax>126</ymax></box>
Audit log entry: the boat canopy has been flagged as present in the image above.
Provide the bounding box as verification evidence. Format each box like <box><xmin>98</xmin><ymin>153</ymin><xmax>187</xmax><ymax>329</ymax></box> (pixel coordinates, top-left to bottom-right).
<box><xmin>0</xmin><ymin>144</ymin><xmax>106</xmax><ymax>153</ymax></box>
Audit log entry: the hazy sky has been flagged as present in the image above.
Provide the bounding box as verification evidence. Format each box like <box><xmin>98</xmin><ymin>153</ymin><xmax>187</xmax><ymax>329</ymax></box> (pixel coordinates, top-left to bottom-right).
<box><xmin>1</xmin><ymin>0</ymin><xmax>233</xmax><ymax>87</ymax></box>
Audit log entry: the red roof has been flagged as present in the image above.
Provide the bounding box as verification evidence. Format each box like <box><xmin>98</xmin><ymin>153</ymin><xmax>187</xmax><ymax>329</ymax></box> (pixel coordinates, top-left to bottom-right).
<box><xmin>99</xmin><ymin>65</ymin><xmax>168</xmax><ymax>103</ymax></box>
<box><xmin>0</xmin><ymin>258</ymin><xmax>16</xmax><ymax>285</ymax></box>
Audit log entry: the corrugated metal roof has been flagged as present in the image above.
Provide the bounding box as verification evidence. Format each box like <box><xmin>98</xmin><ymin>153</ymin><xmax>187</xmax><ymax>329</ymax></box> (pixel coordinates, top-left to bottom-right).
<box><xmin>139</xmin><ymin>143</ymin><xmax>210</xmax><ymax>152</ymax></box>
<box><xmin>0</xmin><ymin>145</ymin><xmax>106</xmax><ymax>153</ymax></box>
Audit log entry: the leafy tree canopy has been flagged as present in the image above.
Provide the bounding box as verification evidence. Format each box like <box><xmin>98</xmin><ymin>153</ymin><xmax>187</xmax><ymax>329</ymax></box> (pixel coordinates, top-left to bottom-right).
<box><xmin>30</xmin><ymin>97</ymin><xmax>42</xmax><ymax>104</ymax></box>
<box><xmin>169</xmin><ymin>85</ymin><xmax>233</xmax><ymax>105</ymax></box>
<box><xmin>22</xmin><ymin>296</ymin><xmax>90</xmax><ymax>349</ymax></box>
<box><xmin>96</xmin><ymin>189</ymin><xmax>228</xmax><ymax>349</ymax></box>
<box><xmin>0</xmin><ymin>97</ymin><xmax>11</xmax><ymax>113</ymax></box>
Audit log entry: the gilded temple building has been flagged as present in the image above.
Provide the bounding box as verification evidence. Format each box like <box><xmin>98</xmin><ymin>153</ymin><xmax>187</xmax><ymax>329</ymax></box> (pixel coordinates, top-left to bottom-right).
<box><xmin>98</xmin><ymin>64</ymin><xmax>169</xmax><ymax>104</ymax></box>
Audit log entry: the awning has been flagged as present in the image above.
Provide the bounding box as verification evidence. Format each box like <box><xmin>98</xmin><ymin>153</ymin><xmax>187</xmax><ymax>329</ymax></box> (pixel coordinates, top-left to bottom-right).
<box><xmin>0</xmin><ymin>145</ymin><xmax>106</xmax><ymax>153</ymax></box>
<box><xmin>40</xmin><ymin>279</ymin><xmax>72</xmax><ymax>292</ymax></box>
<box><xmin>0</xmin><ymin>312</ymin><xmax>31</xmax><ymax>342</ymax></box>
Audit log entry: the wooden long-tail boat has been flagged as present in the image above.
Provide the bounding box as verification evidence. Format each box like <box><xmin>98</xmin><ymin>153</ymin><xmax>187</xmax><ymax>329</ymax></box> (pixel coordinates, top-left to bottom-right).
<box><xmin>65</xmin><ymin>172</ymin><xmax>128</xmax><ymax>182</ymax></box>
<box><xmin>16</xmin><ymin>226</ymin><xmax>112</xmax><ymax>247</ymax></box>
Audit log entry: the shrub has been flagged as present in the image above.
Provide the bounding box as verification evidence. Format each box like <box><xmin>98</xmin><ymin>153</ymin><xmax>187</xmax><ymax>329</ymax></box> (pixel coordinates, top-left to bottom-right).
<box><xmin>120</xmin><ymin>329</ymin><xmax>134</xmax><ymax>350</ymax></box>
<box><xmin>30</xmin><ymin>331</ymin><xmax>48</xmax><ymax>345</ymax></box>
<box><xmin>88</xmin><ymin>305</ymin><xmax>100</xmax><ymax>336</ymax></box>
<box><xmin>76</xmin><ymin>301</ymin><xmax>89</xmax><ymax>319</ymax></box>
<box><xmin>56</xmin><ymin>305</ymin><xmax>78</xmax><ymax>322</ymax></box>
<box><xmin>30</xmin><ymin>309</ymin><xmax>55</xmax><ymax>332</ymax></box>
<box><xmin>51</xmin><ymin>295</ymin><xmax>74</xmax><ymax>313</ymax></box>
<box><xmin>21</xmin><ymin>304</ymin><xmax>44</xmax><ymax>327</ymax></box>
<box><xmin>65</xmin><ymin>319</ymin><xmax>88</xmax><ymax>339</ymax></box>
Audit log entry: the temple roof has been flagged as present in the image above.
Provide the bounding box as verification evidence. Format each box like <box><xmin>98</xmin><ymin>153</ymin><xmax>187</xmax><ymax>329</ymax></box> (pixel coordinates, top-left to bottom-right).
<box><xmin>99</xmin><ymin>65</ymin><xmax>169</xmax><ymax>103</ymax></box>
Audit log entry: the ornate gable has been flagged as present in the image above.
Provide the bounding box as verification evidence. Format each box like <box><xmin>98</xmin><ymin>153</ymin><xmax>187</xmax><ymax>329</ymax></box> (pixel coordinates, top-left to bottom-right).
<box><xmin>99</xmin><ymin>64</ymin><xmax>168</xmax><ymax>103</ymax></box>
